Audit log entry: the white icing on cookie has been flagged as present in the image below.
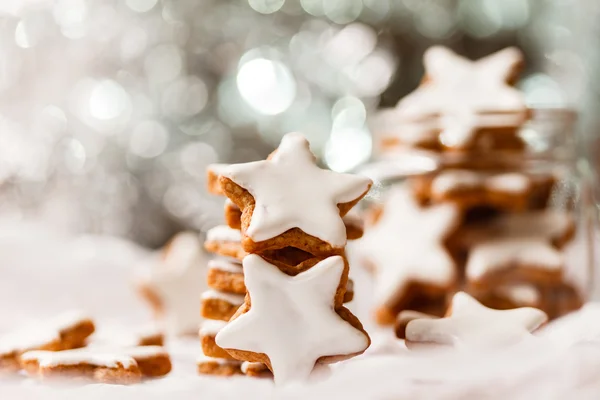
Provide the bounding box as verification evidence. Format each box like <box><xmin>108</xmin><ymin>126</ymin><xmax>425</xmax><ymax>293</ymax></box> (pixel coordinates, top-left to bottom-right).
<box><xmin>21</xmin><ymin>349</ymin><xmax>136</xmax><ymax>369</ymax></box>
<box><xmin>201</xmin><ymin>289</ymin><xmax>245</xmax><ymax>306</ymax></box>
<box><xmin>140</xmin><ymin>231</ymin><xmax>207</xmax><ymax>336</ymax></box>
<box><xmin>207</xmin><ymin>163</ymin><xmax>230</xmax><ymax>176</ymax></box>
<box><xmin>431</xmin><ymin>170</ymin><xmax>530</xmax><ymax>197</ymax></box>
<box><xmin>466</xmin><ymin>237</ymin><xmax>563</xmax><ymax>281</ymax></box>
<box><xmin>206</xmin><ymin>225</ymin><xmax>242</xmax><ymax>243</ymax></box>
<box><xmin>395</xmin><ymin>46</ymin><xmax>528</xmax><ymax>148</ymax></box>
<box><xmin>358</xmin><ymin>185</ymin><xmax>458</xmax><ymax>307</ymax></box>
<box><xmin>208</xmin><ymin>258</ymin><xmax>243</xmax><ymax>274</ymax></box>
<box><xmin>221</xmin><ymin>133</ymin><xmax>372</xmax><ymax>247</ymax></box>
<box><xmin>199</xmin><ymin>320</ymin><xmax>228</xmax><ymax>336</ymax></box>
<box><xmin>0</xmin><ymin>311</ymin><xmax>90</xmax><ymax>355</ymax></box>
<box><xmin>406</xmin><ymin>292</ymin><xmax>547</xmax><ymax>348</ymax></box>
<box><xmin>495</xmin><ymin>284</ymin><xmax>541</xmax><ymax>307</ymax></box>
<box><xmin>216</xmin><ymin>255</ymin><xmax>369</xmax><ymax>384</ymax></box>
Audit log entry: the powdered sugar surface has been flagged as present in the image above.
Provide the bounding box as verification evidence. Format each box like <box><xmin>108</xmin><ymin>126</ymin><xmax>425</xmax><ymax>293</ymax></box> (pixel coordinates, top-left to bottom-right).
<box><xmin>0</xmin><ymin>220</ymin><xmax>598</xmax><ymax>399</ymax></box>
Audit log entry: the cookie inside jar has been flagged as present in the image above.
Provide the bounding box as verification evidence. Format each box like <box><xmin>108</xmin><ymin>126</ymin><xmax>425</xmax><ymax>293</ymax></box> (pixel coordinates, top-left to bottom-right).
<box><xmin>359</xmin><ymin>46</ymin><xmax>590</xmax><ymax>333</ymax></box>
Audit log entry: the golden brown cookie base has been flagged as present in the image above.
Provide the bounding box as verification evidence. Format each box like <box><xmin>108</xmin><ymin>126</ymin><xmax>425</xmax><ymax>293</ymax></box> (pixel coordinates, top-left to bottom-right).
<box><xmin>201</xmin><ymin>334</ymin><xmax>237</xmax><ymax>360</ymax></box>
<box><xmin>374</xmin><ymin>283</ymin><xmax>451</xmax><ymax>326</ymax></box>
<box><xmin>243</xmin><ymin>362</ymin><xmax>272</xmax><ymax>378</ymax></box>
<box><xmin>207</xmin><ymin>165</ymin><xmax>227</xmax><ymax>195</ymax></box>
<box><xmin>411</xmin><ymin>172</ymin><xmax>554</xmax><ymax>213</ymax></box>
<box><xmin>138</xmin><ymin>333</ymin><xmax>164</xmax><ymax>347</ymax></box>
<box><xmin>197</xmin><ymin>359</ymin><xmax>242</xmax><ymax>376</ymax></box>
<box><xmin>133</xmin><ymin>354</ymin><xmax>172</xmax><ymax>377</ymax></box>
<box><xmin>207</xmin><ymin>268</ymin><xmax>246</xmax><ymax>295</ymax></box>
<box><xmin>466</xmin><ymin>266</ymin><xmax>564</xmax><ymax>293</ymax></box>
<box><xmin>205</xmin><ymin>240</ymin><xmax>248</xmax><ymax>261</ymax></box>
<box><xmin>22</xmin><ymin>359</ymin><xmax>142</xmax><ymax>385</ymax></box>
<box><xmin>343</xmin><ymin>280</ymin><xmax>354</xmax><ymax>303</ymax></box>
<box><xmin>0</xmin><ymin>354</ymin><xmax>20</xmax><ymax>372</ymax></box>
<box><xmin>201</xmin><ymin>298</ymin><xmax>243</xmax><ymax>321</ymax></box>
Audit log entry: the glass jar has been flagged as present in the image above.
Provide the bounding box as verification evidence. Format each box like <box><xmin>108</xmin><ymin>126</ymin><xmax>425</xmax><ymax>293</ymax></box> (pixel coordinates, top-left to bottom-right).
<box><xmin>355</xmin><ymin>107</ymin><xmax>596</xmax><ymax>325</ymax></box>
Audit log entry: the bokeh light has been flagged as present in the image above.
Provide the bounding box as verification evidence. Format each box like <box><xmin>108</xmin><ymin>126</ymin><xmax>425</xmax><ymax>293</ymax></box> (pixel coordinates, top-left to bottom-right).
<box><xmin>236</xmin><ymin>57</ymin><xmax>296</xmax><ymax>115</ymax></box>
<box><xmin>248</xmin><ymin>0</ymin><xmax>285</xmax><ymax>14</ymax></box>
<box><xmin>0</xmin><ymin>0</ymin><xmax>580</xmax><ymax>245</ymax></box>
<box><xmin>129</xmin><ymin>120</ymin><xmax>169</xmax><ymax>158</ymax></box>
<box><xmin>89</xmin><ymin>80</ymin><xmax>131</xmax><ymax>121</ymax></box>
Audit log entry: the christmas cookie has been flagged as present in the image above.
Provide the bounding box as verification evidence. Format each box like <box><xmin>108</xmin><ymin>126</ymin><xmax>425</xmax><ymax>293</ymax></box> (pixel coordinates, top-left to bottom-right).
<box><xmin>137</xmin><ymin>231</ymin><xmax>208</xmax><ymax>336</ymax></box>
<box><xmin>455</xmin><ymin>209</ymin><xmax>575</xmax><ymax>250</ymax></box>
<box><xmin>119</xmin><ymin>346</ymin><xmax>171</xmax><ymax>377</ymax></box>
<box><xmin>197</xmin><ymin>354</ymin><xmax>242</xmax><ymax>376</ymax></box>
<box><xmin>207</xmin><ymin>258</ymin><xmax>246</xmax><ymax>295</ymax></box>
<box><xmin>371</xmin><ymin>110</ymin><xmax>441</xmax><ymax>151</ymax></box>
<box><xmin>223</xmin><ymin>200</ymin><xmax>365</xmax><ymax>240</ymax></box>
<box><xmin>205</xmin><ymin>225</ymin><xmax>321</xmax><ymax>267</ymax></box>
<box><xmin>471</xmin><ymin>283</ymin><xmax>543</xmax><ymax>311</ymax></box>
<box><xmin>206</xmin><ymin>257</ymin><xmax>355</xmax><ymax>303</ymax></box>
<box><xmin>405</xmin><ymin>292</ymin><xmax>547</xmax><ymax>348</ymax></box>
<box><xmin>204</xmin><ymin>225</ymin><xmax>246</xmax><ymax>260</ymax></box>
<box><xmin>388</xmin><ymin>46</ymin><xmax>529</xmax><ymax>152</ymax></box>
<box><xmin>359</xmin><ymin>185</ymin><xmax>460</xmax><ymax>325</ymax></box>
<box><xmin>466</xmin><ymin>237</ymin><xmax>564</xmax><ymax>290</ymax></box>
<box><xmin>215</xmin><ymin>133</ymin><xmax>372</xmax><ymax>256</ymax></box>
<box><xmin>207</xmin><ymin>163</ymin><xmax>229</xmax><ymax>195</ymax></box>
<box><xmin>0</xmin><ymin>311</ymin><xmax>95</xmax><ymax>372</ymax></box>
<box><xmin>20</xmin><ymin>349</ymin><xmax>141</xmax><ymax>384</ymax></box>
<box><xmin>216</xmin><ymin>255</ymin><xmax>369</xmax><ymax>384</ymax></box>
<box><xmin>200</xmin><ymin>290</ymin><xmax>245</xmax><ymax>321</ymax></box>
<box><xmin>21</xmin><ymin>345</ymin><xmax>171</xmax><ymax>381</ymax></box>
<box><xmin>199</xmin><ymin>320</ymin><xmax>236</xmax><ymax>360</ymax></box>
<box><xmin>413</xmin><ymin>170</ymin><xmax>557</xmax><ymax>212</ymax></box>
<box><xmin>224</xmin><ymin>199</ymin><xmax>242</xmax><ymax>230</ymax></box>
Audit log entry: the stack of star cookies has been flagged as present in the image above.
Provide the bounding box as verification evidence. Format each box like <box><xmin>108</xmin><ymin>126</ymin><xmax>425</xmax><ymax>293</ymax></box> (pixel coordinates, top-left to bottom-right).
<box><xmin>199</xmin><ymin>133</ymin><xmax>371</xmax><ymax>383</ymax></box>
<box><xmin>361</xmin><ymin>46</ymin><xmax>582</xmax><ymax>334</ymax></box>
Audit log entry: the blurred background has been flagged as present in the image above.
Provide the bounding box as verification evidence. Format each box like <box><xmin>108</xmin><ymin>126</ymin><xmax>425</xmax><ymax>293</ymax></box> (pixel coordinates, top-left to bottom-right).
<box><xmin>0</xmin><ymin>0</ymin><xmax>596</xmax><ymax>247</ymax></box>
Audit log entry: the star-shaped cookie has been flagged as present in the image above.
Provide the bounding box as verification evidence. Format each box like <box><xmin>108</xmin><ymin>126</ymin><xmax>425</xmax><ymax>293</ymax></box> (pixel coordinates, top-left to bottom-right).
<box><xmin>359</xmin><ymin>185</ymin><xmax>459</xmax><ymax>324</ymax></box>
<box><xmin>395</xmin><ymin>46</ymin><xmax>528</xmax><ymax>148</ymax></box>
<box><xmin>137</xmin><ymin>231</ymin><xmax>207</xmax><ymax>336</ymax></box>
<box><xmin>405</xmin><ymin>292</ymin><xmax>547</xmax><ymax>348</ymax></box>
<box><xmin>458</xmin><ymin>210</ymin><xmax>574</xmax><ymax>288</ymax></box>
<box><xmin>217</xmin><ymin>132</ymin><xmax>372</xmax><ymax>255</ymax></box>
<box><xmin>215</xmin><ymin>255</ymin><xmax>369</xmax><ymax>384</ymax></box>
